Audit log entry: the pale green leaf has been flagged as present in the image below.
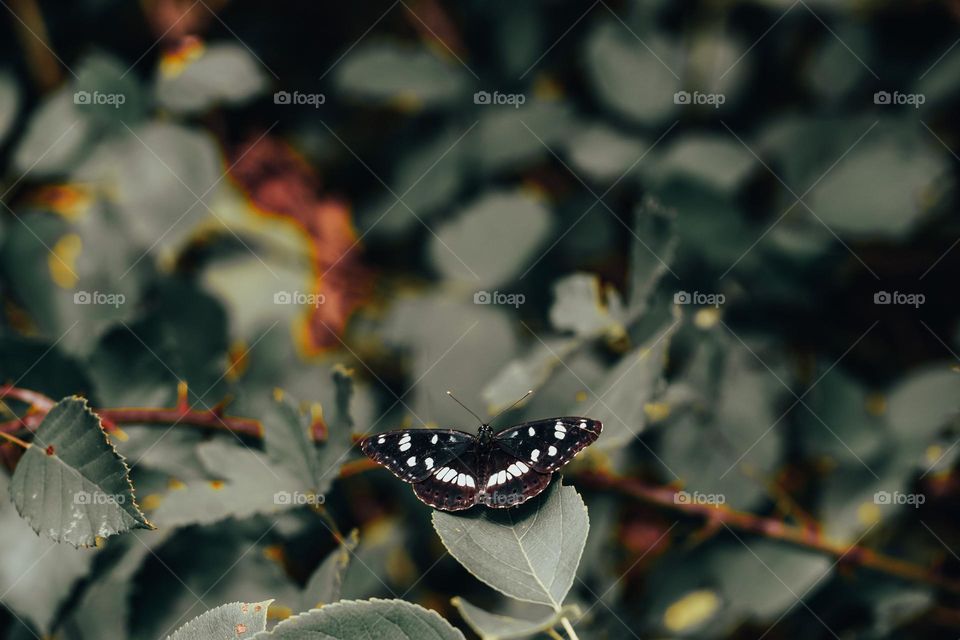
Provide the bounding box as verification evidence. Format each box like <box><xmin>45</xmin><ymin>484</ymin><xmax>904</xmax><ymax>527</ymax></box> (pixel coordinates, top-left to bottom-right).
<box><xmin>334</xmin><ymin>42</ymin><xmax>468</xmax><ymax>108</ymax></box>
<box><xmin>431</xmin><ymin>483</ymin><xmax>588</xmax><ymax>608</ymax></box>
<box><xmin>430</xmin><ymin>190</ymin><xmax>553</xmax><ymax>285</ymax></box>
<box><xmin>257</xmin><ymin>598</ymin><xmax>465</xmax><ymax>639</ymax></box>
<box><xmin>587</xmin><ymin>319</ymin><xmax>678</xmax><ymax>448</ymax></box>
<box><xmin>548</xmin><ymin>272</ymin><xmax>625</xmax><ymax>338</ymax></box>
<box><xmin>452</xmin><ymin>598</ymin><xmax>576</xmax><ymax>640</ymax></box>
<box><xmin>156</xmin><ymin>42</ymin><xmax>268</xmax><ymax>114</ymax></box>
<box><xmin>9</xmin><ymin>397</ymin><xmax>153</xmax><ymax>547</ymax></box>
<box><xmin>167</xmin><ymin>600</ymin><xmax>272</xmax><ymax>640</ymax></box>
<box><xmin>302</xmin><ymin>529</ymin><xmax>359</xmax><ymax>609</ymax></box>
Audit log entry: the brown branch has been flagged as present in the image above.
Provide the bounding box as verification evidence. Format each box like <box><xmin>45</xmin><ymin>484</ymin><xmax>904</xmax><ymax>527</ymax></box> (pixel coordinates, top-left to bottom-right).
<box><xmin>0</xmin><ymin>386</ymin><xmax>262</xmax><ymax>438</ymax></box>
<box><xmin>579</xmin><ymin>471</ymin><xmax>960</xmax><ymax>596</ymax></box>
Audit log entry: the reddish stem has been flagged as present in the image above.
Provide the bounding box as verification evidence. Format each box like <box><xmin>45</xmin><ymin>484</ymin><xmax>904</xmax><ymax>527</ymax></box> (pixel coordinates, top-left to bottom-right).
<box><xmin>579</xmin><ymin>471</ymin><xmax>960</xmax><ymax>596</ymax></box>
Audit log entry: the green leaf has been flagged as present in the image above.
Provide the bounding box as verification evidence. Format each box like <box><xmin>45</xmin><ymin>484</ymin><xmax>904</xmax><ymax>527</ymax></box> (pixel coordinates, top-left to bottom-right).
<box><xmin>482</xmin><ymin>337</ymin><xmax>579</xmax><ymax>413</ymax></box>
<box><xmin>302</xmin><ymin>529</ymin><xmax>359</xmax><ymax>609</ymax></box>
<box><xmin>549</xmin><ymin>272</ymin><xmax>625</xmax><ymax>338</ymax></box>
<box><xmin>452</xmin><ymin>598</ymin><xmax>575</xmax><ymax>640</ymax></box>
<box><xmin>155</xmin><ymin>42</ymin><xmax>268</xmax><ymax>114</ymax></box>
<box><xmin>150</xmin><ymin>440</ymin><xmax>301</xmax><ymax>528</ymax></box>
<box><xmin>587</xmin><ymin>319</ymin><xmax>678</xmax><ymax>449</ymax></box>
<box><xmin>626</xmin><ymin>196</ymin><xmax>677</xmax><ymax>317</ymax></box>
<box><xmin>470</xmin><ymin>100</ymin><xmax>577</xmax><ymax>174</ymax></box>
<box><xmin>257</xmin><ymin>598</ymin><xmax>466</xmax><ymax>639</ymax></box>
<box><xmin>264</xmin><ymin>391</ymin><xmax>323</xmax><ymax>490</ymax></box>
<box><xmin>429</xmin><ymin>190</ymin><xmax>553</xmax><ymax>285</ymax></box>
<box><xmin>564</xmin><ymin>123</ymin><xmax>647</xmax><ymax>183</ymax></box>
<box><xmin>647</xmin><ymin>134</ymin><xmax>756</xmax><ymax>194</ymax></box>
<box><xmin>885</xmin><ymin>364</ymin><xmax>959</xmax><ymax>443</ymax></box>
<box><xmin>584</xmin><ymin>21</ymin><xmax>679</xmax><ymax>125</ymax></box>
<box><xmin>13</xmin><ymin>87</ymin><xmax>91</xmax><ymax>175</ymax></box>
<box><xmin>432</xmin><ymin>483</ymin><xmax>588</xmax><ymax>608</ymax></box>
<box><xmin>805</xmin><ymin>125</ymin><xmax>948</xmax><ymax>237</ymax></box>
<box><xmin>166</xmin><ymin>600</ymin><xmax>272</xmax><ymax>640</ymax></box>
<box><xmin>0</xmin><ymin>68</ymin><xmax>21</xmax><ymax>147</ymax></box>
<box><xmin>334</xmin><ymin>42</ymin><xmax>468</xmax><ymax>108</ymax></box>
<box><xmin>9</xmin><ymin>396</ymin><xmax>153</xmax><ymax>547</ymax></box>
<box><xmin>0</xmin><ymin>476</ymin><xmax>95</xmax><ymax>635</ymax></box>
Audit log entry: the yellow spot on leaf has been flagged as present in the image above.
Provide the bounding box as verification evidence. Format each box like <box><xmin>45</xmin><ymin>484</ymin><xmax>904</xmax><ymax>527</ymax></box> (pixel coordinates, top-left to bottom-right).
<box><xmin>858</xmin><ymin>501</ymin><xmax>881</xmax><ymax>527</ymax></box>
<box><xmin>263</xmin><ymin>545</ymin><xmax>285</xmax><ymax>564</ymax></box>
<box><xmin>273</xmin><ymin>387</ymin><xmax>285</xmax><ymax>402</ymax></box>
<box><xmin>926</xmin><ymin>445</ymin><xmax>943</xmax><ymax>465</ymax></box>
<box><xmin>865</xmin><ymin>394</ymin><xmax>887</xmax><ymax>416</ymax></box>
<box><xmin>694</xmin><ymin>307</ymin><xmax>720</xmax><ymax>329</ymax></box>
<box><xmin>533</xmin><ymin>75</ymin><xmax>563</xmax><ymax>100</ymax></box>
<box><xmin>268</xmin><ymin>604</ymin><xmax>292</xmax><ymax>621</ymax></box>
<box><xmin>29</xmin><ymin>184</ymin><xmax>92</xmax><ymax>220</ymax></box>
<box><xmin>160</xmin><ymin>36</ymin><xmax>205</xmax><ymax>78</ymax></box>
<box><xmin>644</xmin><ymin>402</ymin><xmax>671</xmax><ymax>423</ymax></box>
<box><xmin>141</xmin><ymin>494</ymin><xmax>163</xmax><ymax>511</ymax></box>
<box><xmin>226</xmin><ymin>341</ymin><xmax>250</xmax><ymax>381</ymax></box>
<box><xmin>168</xmin><ymin>478</ymin><xmax>186</xmax><ymax>490</ymax></box>
<box><xmin>49</xmin><ymin>234</ymin><xmax>81</xmax><ymax>288</ymax></box>
<box><xmin>210</xmin><ymin>480</ymin><xmax>225</xmax><ymax>490</ymax></box>
<box><xmin>664</xmin><ymin>589</ymin><xmax>720</xmax><ymax>632</ymax></box>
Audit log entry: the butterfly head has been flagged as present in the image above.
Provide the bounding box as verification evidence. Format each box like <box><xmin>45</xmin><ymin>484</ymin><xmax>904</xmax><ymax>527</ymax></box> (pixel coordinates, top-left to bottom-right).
<box><xmin>477</xmin><ymin>423</ymin><xmax>494</xmax><ymax>444</ymax></box>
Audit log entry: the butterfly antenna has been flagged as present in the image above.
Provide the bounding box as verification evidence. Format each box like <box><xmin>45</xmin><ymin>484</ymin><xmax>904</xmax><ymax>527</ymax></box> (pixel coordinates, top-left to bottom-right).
<box><xmin>446</xmin><ymin>391</ymin><xmax>484</xmax><ymax>424</ymax></box>
<box><xmin>488</xmin><ymin>389</ymin><xmax>533</xmax><ymax>427</ymax></box>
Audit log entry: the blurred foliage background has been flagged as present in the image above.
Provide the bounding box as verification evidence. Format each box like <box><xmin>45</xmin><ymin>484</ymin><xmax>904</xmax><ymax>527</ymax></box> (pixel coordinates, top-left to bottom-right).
<box><xmin>1</xmin><ymin>0</ymin><xmax>960</xmax><ymax>638</ymax></box>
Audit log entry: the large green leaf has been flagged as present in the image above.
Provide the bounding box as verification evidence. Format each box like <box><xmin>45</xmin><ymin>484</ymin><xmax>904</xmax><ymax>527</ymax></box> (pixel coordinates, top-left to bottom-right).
<box><xmin>166</xmin><ymin>600</ymin><xmax>272</xmax><ymax>640</ymax></box>
<box><xmin>585</xmin><ymin>319</ymin><xmax>678</xmax><ymax>449</ymax></box>
<box><xmin>334</xmin><ymin>42</ymin><xmax>468</xmax><ymax>108</ymax></box>
<box><xmin>432</xmin><ymin>483</ymin><xmax>588</xmax><ymax>608</ymax></box>
<box><xmin>155</xmin><ymin>42</ymin><xmax>268</xmax><ymax>114</ymax></box>
<box><xmin>150</xmin><ymin>439</ymin><xmax>301</xmax><ymax>528</ymax></box>
<box><xmin>257</xmin><ymin>599</ymin><xmax>465</xmax><ymax>639</ymax></box>
<box><xmin>584</xmin><ymin>21</ymin><xmax>679</xmax><ymax>125</ymax></box>
<box><xmin>301</xmin><ymin>529</ymin><xmax>359</xmax><ymax>609</ymax></box>
<box><xmin>452</xmin><ymin>598</ymin><xmax>575</xmax><ymax>640</ymax></box>
<box><xmin>9</xmin><ymin>397</ymin><xmax>153</xmax><ymax>547</ymax></box>
<box><xmin>429</xmin><ymin>190</ymin><xmax>553</xmax><ymax>286</ymax></box>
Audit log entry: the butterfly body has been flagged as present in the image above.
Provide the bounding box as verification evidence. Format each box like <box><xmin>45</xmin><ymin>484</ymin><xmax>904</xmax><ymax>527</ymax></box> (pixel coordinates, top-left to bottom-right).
<box><xmin>359</xmin><ymin>417</ymin><xmax>602</xmax><ymax>511</ymax></box>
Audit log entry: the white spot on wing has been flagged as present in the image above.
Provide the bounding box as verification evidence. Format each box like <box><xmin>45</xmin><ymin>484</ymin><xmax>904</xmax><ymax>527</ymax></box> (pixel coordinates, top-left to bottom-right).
<box><xmin>399</xmin><ymin>442</ymin><xmax>411</xmax><ymax>452</ymax></box>
<box><xmin>507</xmin><ymin>463</ymin><xmax>521</xmax><ymax>476</ymax></box>
<box><xmin>528</xmin><ymin>426</ymin><xmax>535</xmax><ymax>436</ymax></box>
<box><xmin>516</xmin><ymin>461</ymin><xmax>529</xmax><ymax>473</ymax></box>
<box><xmin>377</xmin><ymin>436</ymin><xmax>385</xmax><ymax>444</ymax></box>
<box><xmin>530</xmin><ymin>449</ymin><xmax>540</xmax><ymax>462</ymax></box>
<box><xmin>425</xmin><ymin>457</ymin><xmax>434</xmax><ymax>469</ymax></box>
<box><xmin>497</xmin><ymin>470</ymin><xmax>507</xmax><ymax>485</ymax></box>
<box><xmin>548</xmin><ymin>445</ymin><xmax>557</xmax><ymax>456</ymax></box>
<box><xmin>407</xmin><ymin>456</ymin><xmax>417</xmax><ymax>467</ymax></box>
<box><xmin>431</xmin><ymin>434</ymin><xmax>438</xmax><ymax>444</ymax></box>
<box><xmin>487</xmin><ymin>474</ymin><xmax>497</xmax><ymax>487</ymax></box>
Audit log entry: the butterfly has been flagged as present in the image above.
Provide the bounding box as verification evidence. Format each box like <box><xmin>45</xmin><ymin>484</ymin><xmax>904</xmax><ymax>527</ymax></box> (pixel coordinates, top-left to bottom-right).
<box><xmin>359</xmin><ymin>392</ymin><xmax>602</xmax><ymax>511</ymax></box>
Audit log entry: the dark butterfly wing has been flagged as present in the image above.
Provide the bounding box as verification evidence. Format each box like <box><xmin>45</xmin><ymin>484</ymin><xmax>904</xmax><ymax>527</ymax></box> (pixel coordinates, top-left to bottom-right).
<box><xmin>477</xmin><ymin>448</ymin><xmax>553</xmax><ymax>508</ymax></box>
<box><xmin>413</xmin><ymin>451</ymin><xmax>483</xmax><ymax>511</ymax></box>
<box><xmin>494</xmin><ymin>417</ymin><xmax>602</xmax><ymax>473</ymax></box>
<box><xmin>359</xmin><ymin>429</ymin><xmax>474</xmax><ymax>483</ymax></box>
